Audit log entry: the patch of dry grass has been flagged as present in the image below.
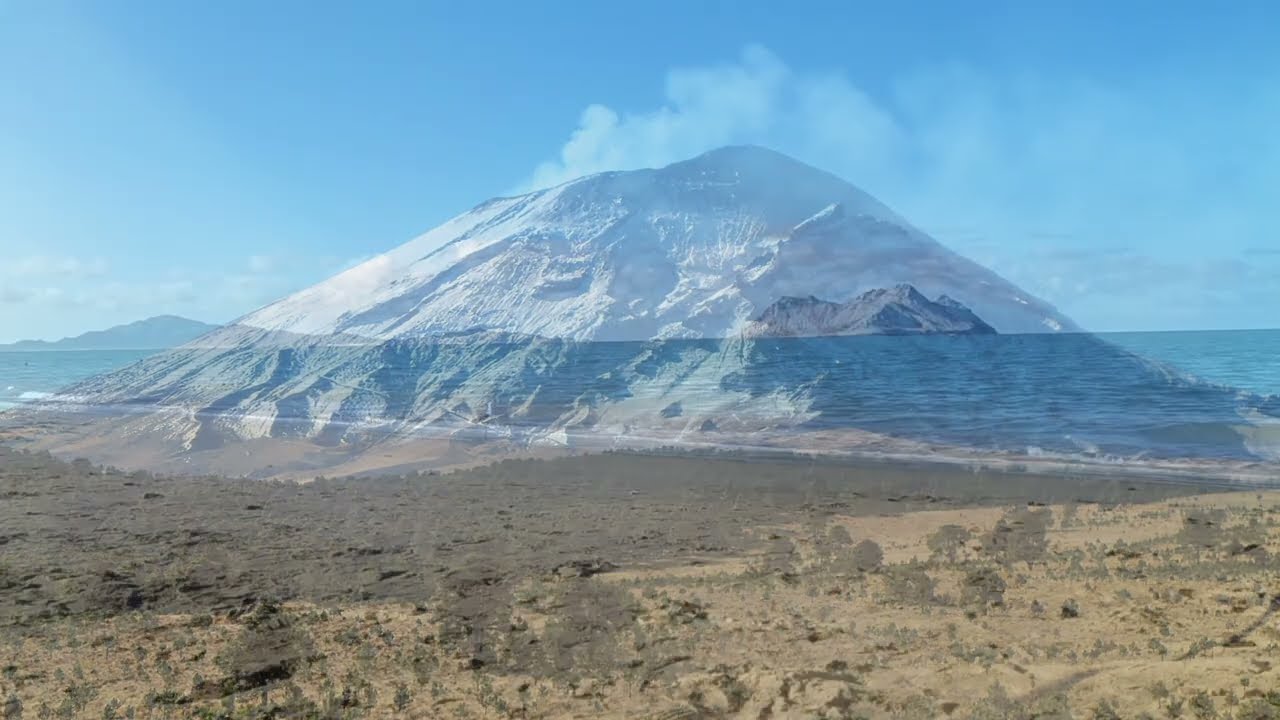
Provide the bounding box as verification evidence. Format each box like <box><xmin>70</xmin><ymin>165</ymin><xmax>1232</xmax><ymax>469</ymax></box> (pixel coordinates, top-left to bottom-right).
<box><xmin>6</xmin><ymin>488</ymin><xmax>1280</xmax><ymax>718</ymax></box>
<box><xmin>5</xmin><ymin>446</ymin><xmax>1280</xmax><ymax>717</ymax></box>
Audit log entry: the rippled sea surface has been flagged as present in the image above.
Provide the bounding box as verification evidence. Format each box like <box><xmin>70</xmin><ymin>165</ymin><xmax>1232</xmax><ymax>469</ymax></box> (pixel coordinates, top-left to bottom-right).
<box><xmin>0</xmin><ymin>349</ymin><xmax>156</xmax><ymax>410</ymax></box>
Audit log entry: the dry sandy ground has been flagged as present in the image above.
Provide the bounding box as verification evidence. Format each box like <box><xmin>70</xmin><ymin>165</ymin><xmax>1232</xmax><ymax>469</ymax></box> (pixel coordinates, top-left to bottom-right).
<box><xmin>3</xmin><ymin>447</ymin><xmax>1280</xmax><ymax>719</ymax></box>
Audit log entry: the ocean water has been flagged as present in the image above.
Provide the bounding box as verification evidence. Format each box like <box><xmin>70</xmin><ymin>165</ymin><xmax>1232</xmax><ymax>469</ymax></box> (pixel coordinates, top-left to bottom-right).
<box><xmin>723</xmin><ymin>332</ymin><xmax>1278</xmax><ymax>461</ymax></box>
<box><xmin>0</xmin><ymin>349</ymin><xmax>158</xmax><ymax>411</ymax></box>
<box><xmin>1099</xmin><ymin>330</ymin><xmax>1280</xmax><ymax>397</ymax></box>
<box><xmin>1</xmin><ymin>330</ymin><xmax>1277</xmax><ymax>463</ymax></box>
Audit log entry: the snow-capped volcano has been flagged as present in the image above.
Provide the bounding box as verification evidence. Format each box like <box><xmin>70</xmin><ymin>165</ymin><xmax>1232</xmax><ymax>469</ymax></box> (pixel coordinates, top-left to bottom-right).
<box><xmin>45</xmin><ymin>147</ymin><xmax>1110</xmax><ymax>468</ymax></box>
<box><xmin>240</xmin><ymin>146</ymin><xmax>1075</xmax><ymax>341</ymax></box>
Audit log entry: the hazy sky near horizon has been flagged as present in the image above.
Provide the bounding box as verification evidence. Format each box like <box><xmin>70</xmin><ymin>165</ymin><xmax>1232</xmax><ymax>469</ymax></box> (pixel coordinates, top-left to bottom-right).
<box><xmin>2</xmin><ymin>0</ymin><xmax>1278</xmax><ymax>342</ymax></box>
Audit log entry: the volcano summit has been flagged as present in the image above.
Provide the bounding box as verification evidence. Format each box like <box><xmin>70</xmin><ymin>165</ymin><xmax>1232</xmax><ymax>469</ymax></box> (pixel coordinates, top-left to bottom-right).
<box><xmin>235</xmin><ymin>145</ymin><xmax>1074</xmax><ymax>341</ymax></box>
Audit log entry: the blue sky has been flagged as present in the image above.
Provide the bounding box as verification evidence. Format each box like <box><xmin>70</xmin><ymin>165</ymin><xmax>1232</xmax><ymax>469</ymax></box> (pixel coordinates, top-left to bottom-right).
<box><xmin>1</xmin><ymin>0</ymin><xmax>1278</xmax><ymax>342</ymax></box>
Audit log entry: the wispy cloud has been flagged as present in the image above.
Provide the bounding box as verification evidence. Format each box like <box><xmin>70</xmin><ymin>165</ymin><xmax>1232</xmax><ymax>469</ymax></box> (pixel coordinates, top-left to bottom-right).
<box><xmin>247</xmin><ymin>254</ymin><xmax>277</xmax><ymax>274</ymax></box>
<box><xmin>0</xmin><ymin>286</ymin><xmax>31</xmax><ymax>304</ymax></box>
<box><xmin>0</xmin><ymin>251</ymin><xmax>344</xmax><ymax>340</ymax></box>
<box><xmin>525</xmin><ymin>46</ymin><xmax>1280</xmax><ymax>330</ymax></box>
<box><xmin>4</xmin><ymin>255</ymin><xmax>109</xmax><ymax>279</ymax></box>
<box><xmin>525</xmin><ymin>46</ymin><xmax>906</xmax><ymax>192</ymax></box>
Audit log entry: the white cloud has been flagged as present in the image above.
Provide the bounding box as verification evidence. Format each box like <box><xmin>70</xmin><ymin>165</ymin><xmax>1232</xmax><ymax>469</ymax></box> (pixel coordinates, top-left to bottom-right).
<box><xmin>247</xmin><ymin>254</ymin><xmax>276</xmax><ymax>273</ymax></box>
<box><xmin>4</xmin><ymin>255</ymin><xmax>109</xmax><ymax>279</ymax></box>
<box><xmin>336</xmin><ymin>254</ymin><xmax>378</xmax><ymax>272</ymax></box>
<box><xmin>0</xmin><ymin>249</ymin><xmax>366</xmax><ymax>341</ymax></box>
<box><xmin>322</xmin><ymin>254</ymin><xmax>398</xmax><ymax>307</ymax></box>
<box><xmin>522</xmin><ymin>46</ymin><xmax>915</xmax><ymax>192</ymax></box>
<box><xmin>527</xmin><ymin>46</ymin><xmax>791</xmax><ymax>190</ymax></box>
<box><xmin>89</xmin><ymin>280</ymin><xmax>198</xmax><ymax>311</ymax></box>
<box><xmin>525</xmin><ymin>47</ymin><xmax>1280</xmax><ymax>330</ymax></box>
<box><xmin>0</xmin><ymin>285</ymin><xmax>31</xmax><ymax>304</ymax></box>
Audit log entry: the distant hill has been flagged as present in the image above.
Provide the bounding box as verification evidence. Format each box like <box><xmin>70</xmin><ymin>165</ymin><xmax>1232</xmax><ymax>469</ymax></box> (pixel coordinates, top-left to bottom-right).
<box><xmin>0</xmin><ymin>316</ymin><xmax>219</xmax><ymax>351</ymax></box>
<box><xmin>744</xmin><ymin>284</ymin><xmax>997</xmax><ymax>337</ymax></box>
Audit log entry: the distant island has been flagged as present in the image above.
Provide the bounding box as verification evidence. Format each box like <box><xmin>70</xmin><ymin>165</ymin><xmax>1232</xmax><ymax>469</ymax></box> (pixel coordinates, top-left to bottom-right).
<box><xmin>0</xmin><ymin>315</ymin><xmax>219</xmax><ymax>351</ymax></box>
<box><xmin>744</xmin><ymin>284</ymin><xmax>997</xmax><ymax>338</ymax></box>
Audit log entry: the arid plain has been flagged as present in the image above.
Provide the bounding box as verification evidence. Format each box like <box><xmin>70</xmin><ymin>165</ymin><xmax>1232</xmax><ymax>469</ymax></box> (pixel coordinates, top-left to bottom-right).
<box><xmin>4</xmin><ymin>446</ymin><xmax>1280</xmax><ymax>718</ymax></box>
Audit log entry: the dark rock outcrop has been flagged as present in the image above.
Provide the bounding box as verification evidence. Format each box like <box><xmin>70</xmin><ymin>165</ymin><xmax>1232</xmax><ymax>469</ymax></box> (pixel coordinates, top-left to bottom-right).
<box><xmin>745</xmin><ymin>284</ymin><xmax>997</xmax><ymax>337</ymax></box>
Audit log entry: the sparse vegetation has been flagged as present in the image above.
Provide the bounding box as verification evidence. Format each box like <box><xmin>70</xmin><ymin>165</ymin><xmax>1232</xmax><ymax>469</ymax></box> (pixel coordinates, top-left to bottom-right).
<box><xmin>960</xmin><ymin>566</ymin><xmax>1006</xmax><ymax>611</ymax></box>
<box><xmin>928</xmin><ymin>524</ymin><xmax>973</xmax><ymax>563</ymax></box>
<box><xmin>984</xmin><ymin>506</ymin><xmax>1053</xmax><ymax>565</ymax></box>
<box><xmin>2</xmin><ymin>447</ymin><xmax>1278</xmax><ymax>718</ymax></box>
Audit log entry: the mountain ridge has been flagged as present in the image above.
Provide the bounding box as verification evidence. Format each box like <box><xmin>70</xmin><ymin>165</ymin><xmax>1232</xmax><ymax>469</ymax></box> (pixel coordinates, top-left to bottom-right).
<box><xmin>0</xmin><ymin>316</ymin><xmax>219</xmax><ymax>351</ymax></box>
<box><xmin>233</xmin><ymin>145</ymin><xmax>1077</xmax><ymax>341</ymax></box>
<box><xmin>745</xmin><ymin>284</ymin><xmax>997</xmax><ymax>337</ymax></box>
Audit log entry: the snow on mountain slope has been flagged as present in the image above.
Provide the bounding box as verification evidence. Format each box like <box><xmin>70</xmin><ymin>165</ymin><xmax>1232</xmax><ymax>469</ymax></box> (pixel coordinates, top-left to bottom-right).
<box><xmin>48</xmin><ymin>146</ymin><xmax>1102</xmax><ymax>461</ymax></box>
<box><xmin>237</xmin><ymin>146</ymin><xmax>1077</xmax><ymax>341</ymax></box>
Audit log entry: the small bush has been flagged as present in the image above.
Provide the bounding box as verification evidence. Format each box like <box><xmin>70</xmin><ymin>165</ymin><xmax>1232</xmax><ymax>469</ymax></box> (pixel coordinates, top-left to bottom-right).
<box><xmin>1060</xmin><ymin>599</ymin><xmax>1080</xmax><ymax>618</ymax></box>
<box><xmin>928</xmin><ymin>525</ymin><xmax>972</xmax><ymax>563</ymax></box>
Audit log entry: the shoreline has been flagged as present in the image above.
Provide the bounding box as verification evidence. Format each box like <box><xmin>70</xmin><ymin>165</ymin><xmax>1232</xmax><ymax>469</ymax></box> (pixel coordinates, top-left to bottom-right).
<box><xmin>4</xmin><ymin>404</ymin><xmax>1279</xmax><ymax>485</ymax></box>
